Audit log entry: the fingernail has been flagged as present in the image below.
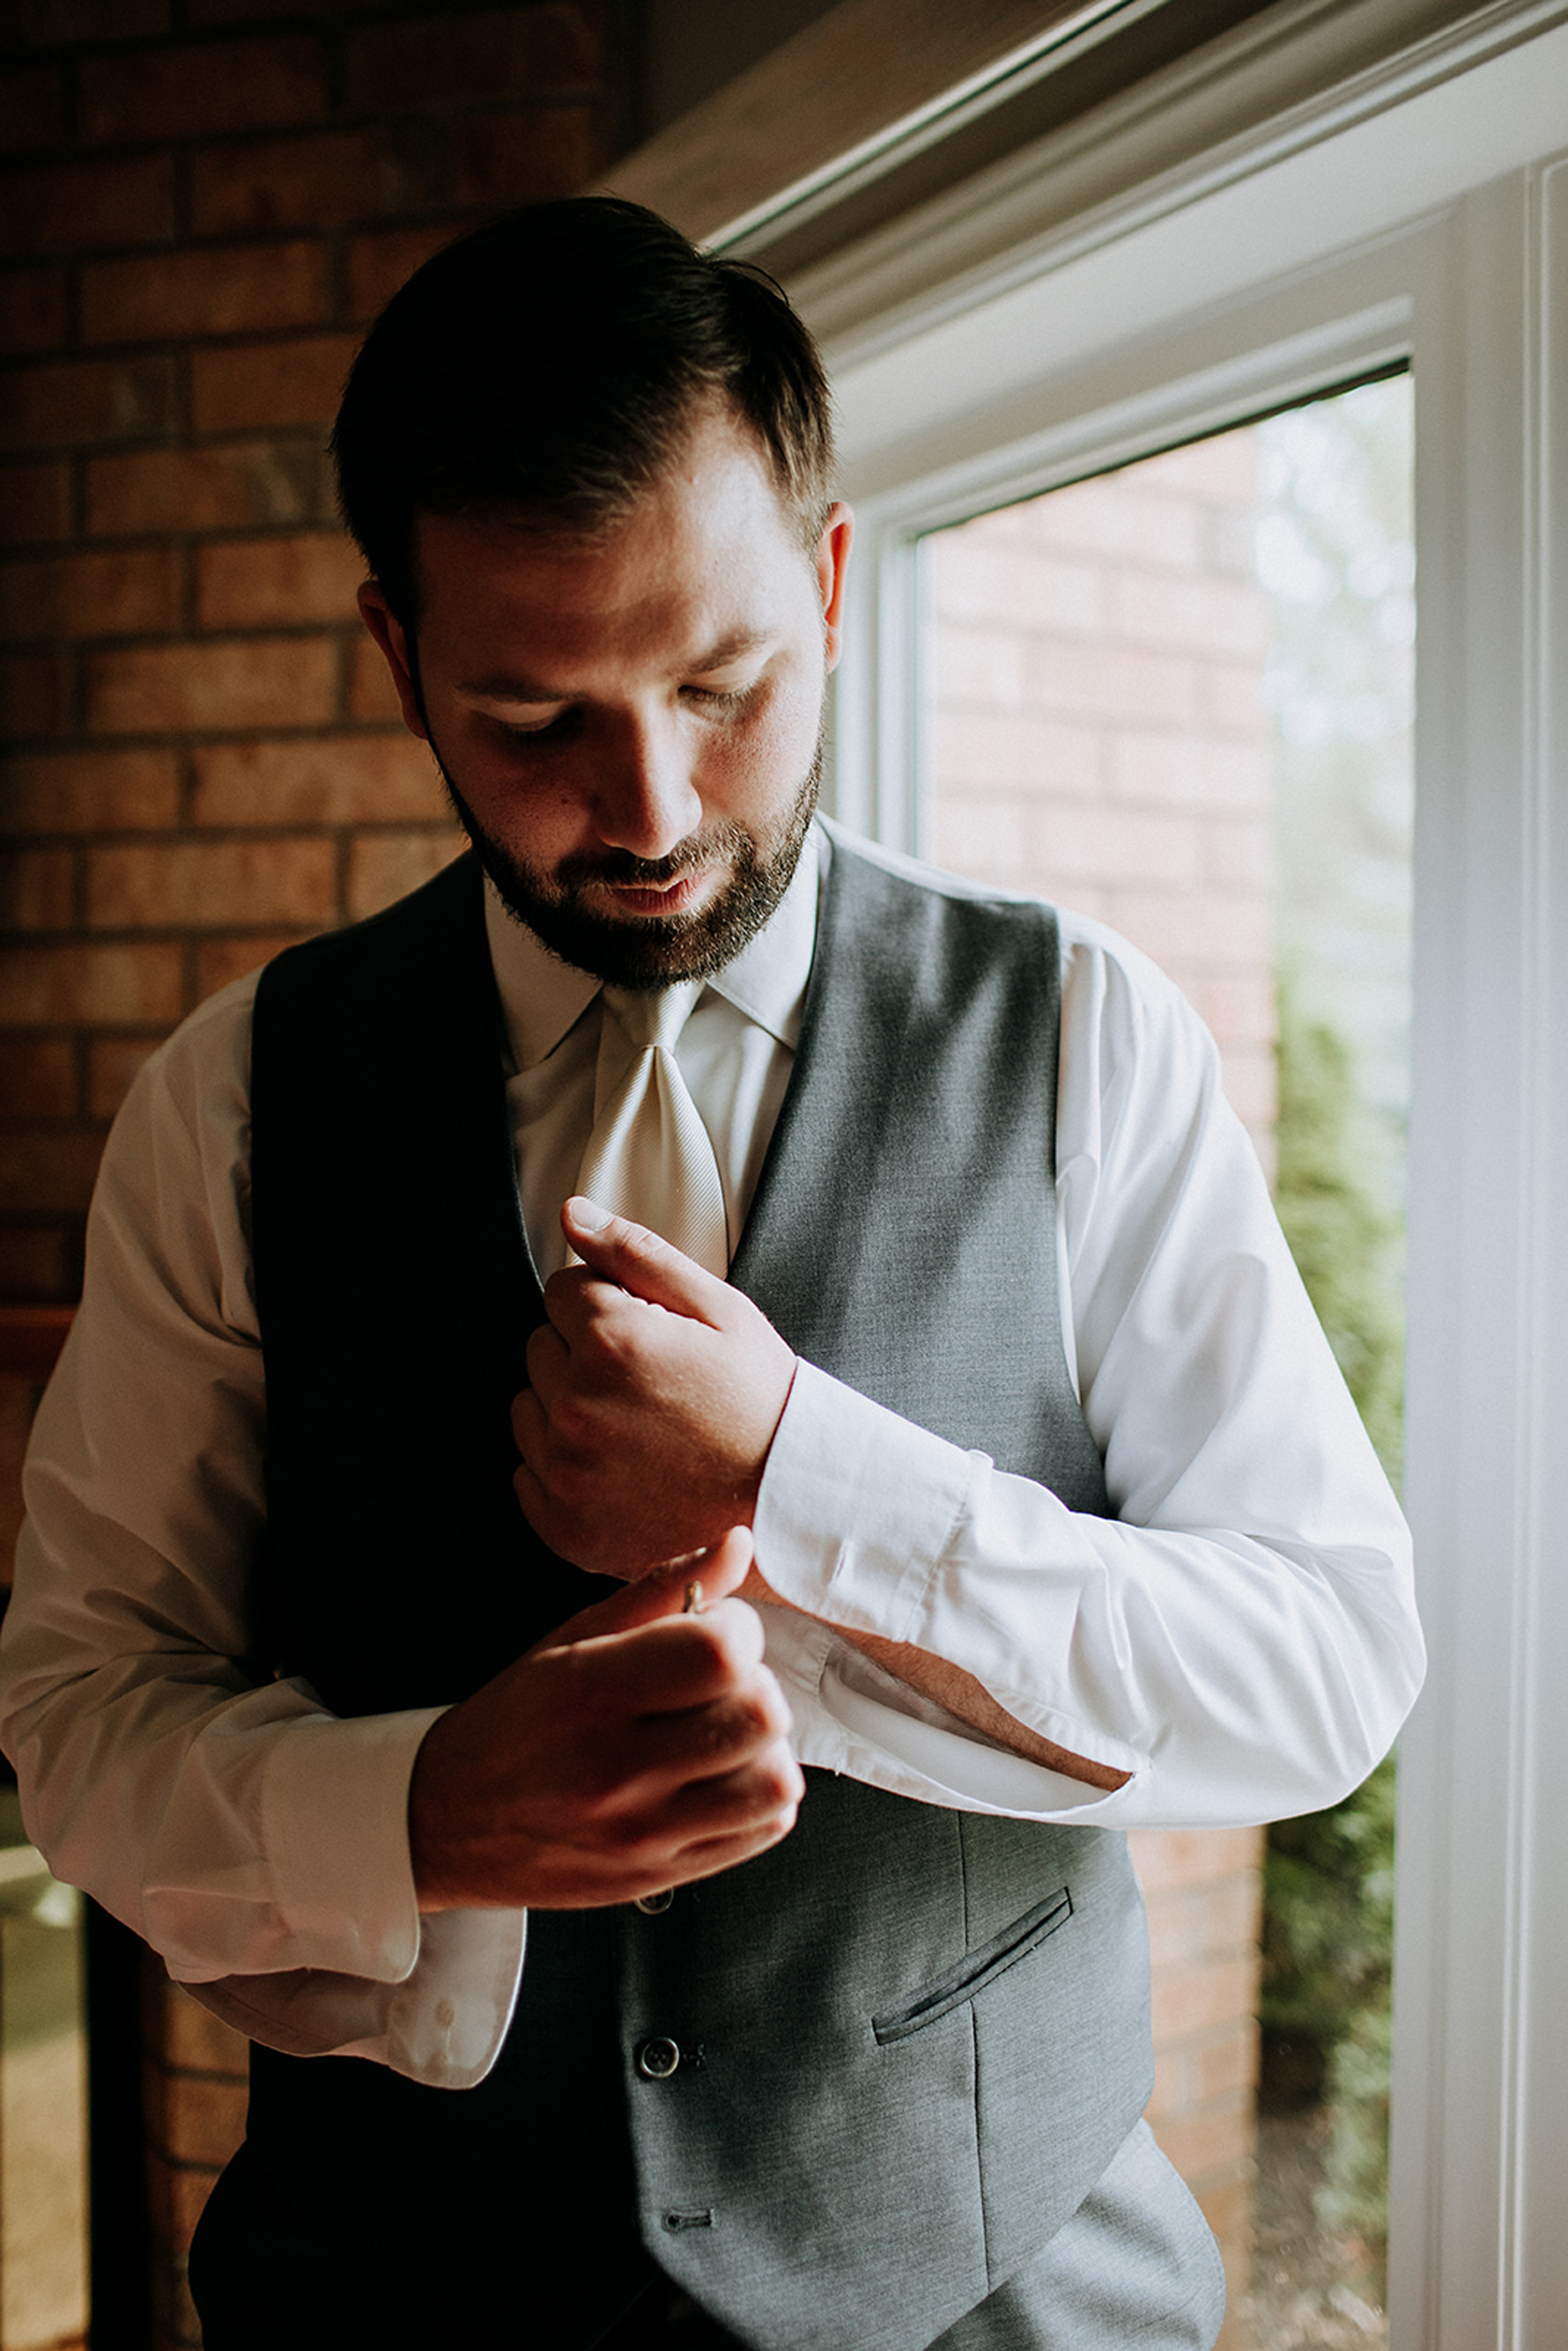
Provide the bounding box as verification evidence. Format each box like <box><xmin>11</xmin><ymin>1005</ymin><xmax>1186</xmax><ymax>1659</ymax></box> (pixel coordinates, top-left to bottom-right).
<box><xmin>570</xmin><ymin>1195</ymin><xmax>611</xmax><ymax>1233</ymax></box>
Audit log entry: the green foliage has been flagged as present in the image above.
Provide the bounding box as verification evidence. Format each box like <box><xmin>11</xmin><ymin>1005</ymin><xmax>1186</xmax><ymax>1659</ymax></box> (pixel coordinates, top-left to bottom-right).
<box><xmin>1265</xmin><ymin>982</ymin><xmax>1404</xmax><ymax>2284</ymax></box>
<box><xmin>1259</xmin><ymin>1750</ymin><xmax>1396</xmax><ymax>2056</ymax></box>
<box><xmin>1259</xmin><ymin>1734</ymin><xmax>1396</xmax><ymax>2265</ymax></box>
<box><xmin>1319</xmin><ymin>2001</ymin><xmax>1393</xmax><ymax>2253</ymax></box>
<box><xmin>1272</xmin><ymin>981</ymin><xmax>1404</xmax><ymax>1487</ymax></box>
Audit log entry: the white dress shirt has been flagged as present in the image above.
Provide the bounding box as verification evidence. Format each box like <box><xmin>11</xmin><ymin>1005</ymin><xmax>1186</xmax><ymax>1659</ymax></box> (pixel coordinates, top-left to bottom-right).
<box><xmin>0</xmin><ymin>818</ymin><xmax>1423</xmax><ymax>2088</ymax></box>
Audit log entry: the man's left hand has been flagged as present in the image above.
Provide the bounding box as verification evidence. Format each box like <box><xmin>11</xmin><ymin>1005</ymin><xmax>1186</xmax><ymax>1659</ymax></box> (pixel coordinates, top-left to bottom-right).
<box><xmin>512</xmin><ymin>1196</ymin><xmax>798</xmax><ymax>1579</ymax></box>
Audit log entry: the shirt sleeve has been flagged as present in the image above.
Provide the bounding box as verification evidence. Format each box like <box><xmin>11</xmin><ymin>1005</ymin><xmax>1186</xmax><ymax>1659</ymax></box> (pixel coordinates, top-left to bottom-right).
<box><xmin>753</xmin><ymin>918</ymin><xmax>1425</xmax><ymax>1828</ymax></box>
<box><xmin>0</xmin><ymin>979</ymin><xmax>524</xmax><ymax>2088</ymax></box>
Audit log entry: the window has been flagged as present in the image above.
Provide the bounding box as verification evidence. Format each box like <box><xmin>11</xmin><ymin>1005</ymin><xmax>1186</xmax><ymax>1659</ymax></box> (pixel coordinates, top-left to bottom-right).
<box><xmin>916</xmin><ymin>377</ymin><xmax>1413</xmax><ymax>2334</ymax></box>
<box><xmin>805</xmin><ymin>7</ymin><xmax>1568</xmax><ymax>2335</ymax></box>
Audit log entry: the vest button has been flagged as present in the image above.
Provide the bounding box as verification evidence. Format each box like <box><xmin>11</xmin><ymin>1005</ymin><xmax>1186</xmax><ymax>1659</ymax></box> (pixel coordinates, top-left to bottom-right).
<box><xmin>633</xmin><ymin>1888</ymin><xmax>675</xmax><ymax>1914</ymax></box>
<box><xmin>636</xmin><ymin>2036</ymin><xmax>681</xmax><ymax>2081</ymax></box>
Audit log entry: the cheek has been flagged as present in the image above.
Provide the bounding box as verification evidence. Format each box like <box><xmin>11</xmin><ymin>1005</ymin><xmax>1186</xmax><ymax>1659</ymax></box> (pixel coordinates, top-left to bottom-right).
<box><xmin>436</xmin><ymin>731</ymin><xmax>597</xmax><ymax>860</ymax></box>
<box><xmin>714</xmin><ymin>685</ymin><xmax>821</xmax><ymax>808</ymax></box>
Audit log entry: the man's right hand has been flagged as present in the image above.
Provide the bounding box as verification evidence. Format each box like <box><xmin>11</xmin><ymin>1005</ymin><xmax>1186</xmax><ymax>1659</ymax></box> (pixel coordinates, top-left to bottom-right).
<box><xmin>407</xmin><ymin>1528</ymin><xmax>803</xmax><ymax>1912</ymax></box>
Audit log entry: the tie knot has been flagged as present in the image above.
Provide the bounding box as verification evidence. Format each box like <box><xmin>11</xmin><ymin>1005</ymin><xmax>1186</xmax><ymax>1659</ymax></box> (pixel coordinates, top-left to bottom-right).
<box><xmin>601</xmin><ymin>980</ymin><xmax>703</xmax><ymax>1056</ymax></box>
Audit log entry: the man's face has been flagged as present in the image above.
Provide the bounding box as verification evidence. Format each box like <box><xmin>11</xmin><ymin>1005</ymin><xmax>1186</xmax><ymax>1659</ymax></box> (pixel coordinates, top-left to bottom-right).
<box><xmin>359</xmin><ymin>403</ymin><xmax>853</xmax><ymax>988</ymax></box>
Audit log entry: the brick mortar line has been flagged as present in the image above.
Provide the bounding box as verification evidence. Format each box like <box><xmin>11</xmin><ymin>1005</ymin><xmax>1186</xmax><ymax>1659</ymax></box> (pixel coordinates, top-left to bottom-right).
<box><xmin>325</xmin><ymin>219</ymin><xmax>351</xmax><ymax>327</ymax></box>
<box><xmin>1</xmin><ymin>926</ymin><xmax>335</xmax><ymax>946</ymax></box>
<box><xmin>142</xmin><ymin>2053</ymin><xmax>249</xmax><ymax>2088</ymax></box>
<box><xmin>3</xmin><ymin>621</ymin><xmax>368</xmax><ymax>644</ymax></box>
<box><xmin>5</xmin><ymin>10</ymin><xmax>607</xmax><ymax>63</ymax></box>
<box><xmin>0</xmin><ymin>86</ymin><xmax>607</xmax><ymax>205</ymax></box>
<box><xmin>0</xmin><ymin>825</ymin><xmax>440</xmax><ymax>847</ymax></box>
<box><xmin>47</xmin><ymin>205</ymin><xmax>549</xmax><ymax>263</ymax></box>
<box><xmin>0</xmin><ymin>820</ymin><xmax>452</xmax><ymax>844</ymax></box>
<box><xmin>2</xmin><ymin>729</ymin><xmax>420</xmax><ymax>754</ymax></box>
<box><xmin>5</xmin><ymin>439</ymin><xmax>338</xmax><ymax>460</ymax></box>
<box><xmin>11</xmin><ymin>102</ymin><xmax>609</xmax><ymax>175</ymax></box>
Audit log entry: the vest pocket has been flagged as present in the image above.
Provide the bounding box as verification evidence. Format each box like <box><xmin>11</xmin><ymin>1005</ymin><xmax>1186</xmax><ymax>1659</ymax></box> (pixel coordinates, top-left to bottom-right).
<box><xmin>871</xmin><ymin>1886</ymin><xmax>1073</xmax><ymax>2045</ymax></box>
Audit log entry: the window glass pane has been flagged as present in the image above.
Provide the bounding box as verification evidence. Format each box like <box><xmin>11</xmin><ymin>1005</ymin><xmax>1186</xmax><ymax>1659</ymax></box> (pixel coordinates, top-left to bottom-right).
<box><xmin>917</xmin><ymin>374</ymin><xmax>1413</xmax><ymax>2346</ymax></box>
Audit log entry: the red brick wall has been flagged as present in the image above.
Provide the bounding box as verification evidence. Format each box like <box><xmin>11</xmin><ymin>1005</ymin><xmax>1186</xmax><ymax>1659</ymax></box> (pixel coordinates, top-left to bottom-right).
<box><xmin>0</xmin><ymin>1</ymin><xmax>626</xmax><ymax>1313</ymax></box>
<box><xmin>141</xmin><ymin>1965</ymin><xmax>248</xmax><ymax>2351</ymax></box>
<box><xmin>923</xmin><ymin>433</ymin><xmax>1276</xmax><ymax>1155</ymax></box>
<box><xmin>1132</xmin><ymin>1824</ymin><xmax>1264</xmax><ymax>2345</ymax></box>
<box><xmin>0</xmin><ymin>12</ymin><xmax>630</xmax><ymax>2343</ymax></box>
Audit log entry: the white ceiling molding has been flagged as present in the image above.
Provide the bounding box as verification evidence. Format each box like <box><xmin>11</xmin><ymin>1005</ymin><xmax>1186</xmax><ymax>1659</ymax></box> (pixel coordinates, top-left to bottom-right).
<box><xmin>795</xmin><ymin>0</ymin><xmax>1568</xmax><ymax>364</ymax></box>
<box><xmin>812</xmin><ymin>0</ymin><xmax>1568</xmax><ymax>491</ymax></box>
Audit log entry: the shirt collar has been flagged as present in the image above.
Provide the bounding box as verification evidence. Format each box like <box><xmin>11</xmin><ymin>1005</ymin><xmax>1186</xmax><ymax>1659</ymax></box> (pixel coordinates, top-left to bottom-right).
<box><xmin>483</xmin><ymin>822</ymin><xmax>823</xmax><ymax>1073</ymax></box>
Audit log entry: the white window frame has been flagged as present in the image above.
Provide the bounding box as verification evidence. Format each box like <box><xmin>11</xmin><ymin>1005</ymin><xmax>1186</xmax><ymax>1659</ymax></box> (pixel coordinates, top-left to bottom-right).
<box><xmin>795</xmin><ymin>7</ymin><xmax>1568</xmax><ymax>2343</ymax></box>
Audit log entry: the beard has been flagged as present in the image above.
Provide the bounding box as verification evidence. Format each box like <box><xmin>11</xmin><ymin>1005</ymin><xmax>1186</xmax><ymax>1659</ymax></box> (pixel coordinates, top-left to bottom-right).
<box><xmin>433</xmin><ymin>740</ymin><xmax>822</xmax><ymax>991</ymax></box>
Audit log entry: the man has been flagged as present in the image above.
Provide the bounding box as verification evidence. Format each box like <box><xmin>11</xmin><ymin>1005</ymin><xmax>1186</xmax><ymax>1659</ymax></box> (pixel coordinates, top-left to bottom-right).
<box><xmin>0</xmin><ymin>201</ymin><xmax>1422</xmax><ymax>2349</ymax></box>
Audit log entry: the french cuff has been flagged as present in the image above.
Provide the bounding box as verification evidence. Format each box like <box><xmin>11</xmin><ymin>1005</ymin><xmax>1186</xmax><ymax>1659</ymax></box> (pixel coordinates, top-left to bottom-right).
<box><xmin>253</xmin><ymin>1703</ymin><xmax>440</xmax><ymax>1981</ymax></box>
<box><xmin>822</xmin><ymin>1644</ymin><xmax>1147</xmax><ymax>1820</ymax></box>
<box><xmin>180</xmin><ymin>1908</ymin><xmax>528</xmax><ymax>2090</ymax></box>
<box><xmin>754</xmin><ymin>1361</ymin><xmax>974</xmax><ymax>1640</ymax></box>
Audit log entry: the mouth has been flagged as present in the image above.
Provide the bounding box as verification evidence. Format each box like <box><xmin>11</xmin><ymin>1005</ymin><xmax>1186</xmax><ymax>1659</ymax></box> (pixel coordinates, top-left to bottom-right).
<box><xmin>593</xmin><ymin>869</ymin><xmax>719</xmax><ymax>919</ymax></box>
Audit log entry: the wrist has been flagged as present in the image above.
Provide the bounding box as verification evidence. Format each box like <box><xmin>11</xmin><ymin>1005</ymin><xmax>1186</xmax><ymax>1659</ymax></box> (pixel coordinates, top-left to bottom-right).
<box><xmin>408</xmin><ymin>1706</ymin><xmax>498</xmax><ymax>1915</ymax></box>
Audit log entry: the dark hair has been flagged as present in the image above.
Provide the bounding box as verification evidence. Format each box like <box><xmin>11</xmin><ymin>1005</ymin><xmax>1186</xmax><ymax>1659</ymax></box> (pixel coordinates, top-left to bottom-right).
<box><xmin>332</xmin><ymin>197</ymin><xmax>835</xmax><ymax>622</ymax></box>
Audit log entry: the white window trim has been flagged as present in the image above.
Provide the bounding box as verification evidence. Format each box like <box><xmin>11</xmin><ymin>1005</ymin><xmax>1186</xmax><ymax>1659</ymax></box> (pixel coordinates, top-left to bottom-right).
<box><xmin>797</xmin><ymin>8</ymin><xmax>1568</xmax><ymax>2344</ymax></box>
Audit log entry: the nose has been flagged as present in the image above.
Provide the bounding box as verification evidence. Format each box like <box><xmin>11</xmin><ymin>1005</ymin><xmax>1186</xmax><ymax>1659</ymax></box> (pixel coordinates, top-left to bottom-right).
<box><xmin>592</xmin><ymin>711</ymin><xmax>704</xmax><ymax>861</ymax></box>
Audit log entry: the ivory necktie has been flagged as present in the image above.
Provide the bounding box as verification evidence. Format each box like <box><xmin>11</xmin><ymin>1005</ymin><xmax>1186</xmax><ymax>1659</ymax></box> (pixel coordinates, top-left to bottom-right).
<box><xmin>573</xmin><ymin>981</ymin><xmax>730</xmax><ymax>1278</ymax></box>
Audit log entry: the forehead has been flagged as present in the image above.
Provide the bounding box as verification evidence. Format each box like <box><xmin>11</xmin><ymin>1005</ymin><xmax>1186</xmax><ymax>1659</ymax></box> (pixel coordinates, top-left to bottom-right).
<box><xmin>411</xmin><ymin>409</ymin><xmax>808</xmax><ymax>651</ymax></box>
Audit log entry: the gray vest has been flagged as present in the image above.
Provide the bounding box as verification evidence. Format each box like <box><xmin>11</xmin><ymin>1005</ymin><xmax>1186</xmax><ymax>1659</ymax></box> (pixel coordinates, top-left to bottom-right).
<box><xmin>221</xmin><ymin>834</ymin><xmax>1152</xmax><ymax>2351</ymax></box>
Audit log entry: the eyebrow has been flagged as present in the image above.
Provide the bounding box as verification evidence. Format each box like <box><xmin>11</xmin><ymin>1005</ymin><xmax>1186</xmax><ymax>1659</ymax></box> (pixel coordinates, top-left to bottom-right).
<box><xmin>456</xmin><ymin>627</ymin><xmax>776</xmax><ymax>707</ymax></box>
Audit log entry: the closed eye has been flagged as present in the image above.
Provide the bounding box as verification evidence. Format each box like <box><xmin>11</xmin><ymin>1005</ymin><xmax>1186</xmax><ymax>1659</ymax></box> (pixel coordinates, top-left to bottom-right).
<box><xmin>681</xmin><ymin>678</ymin><xmax>762</xmax><ymax>713</ymax></box>
<box><xmin>479</xmin><ymin>673</ymin><xmax>766</xmax><ymax>745</ymax></box>
<box><xmin>493</xmin><ymin>708</ymin><xmax>580</xmax><ymax>746</ymax></box>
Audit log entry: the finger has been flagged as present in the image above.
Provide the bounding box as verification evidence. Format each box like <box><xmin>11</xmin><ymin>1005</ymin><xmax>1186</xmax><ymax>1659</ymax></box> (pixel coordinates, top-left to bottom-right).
<box><xmin>511</xmin><ymin>1445</ymin><xmax>580</xmax><ymax>1563</ymax></box>
<box><xmin>531</xmin><ymin>1538</ymin><xmax>753</xmax><ymax>1653</ymax></box>
<box><xmin>605</xmin><ymin>1598</ymin><xmax>769</xmax><ymax>1715</ymax></box>
<box><xmin>612</xmin><ymin>1741</ymin><xmax>803</xmax><ymax>1877</ymax></box>
<box><xmin>562</xmin><ymin>1197</ymin><xmax>729</xmax><ymax>1325</ymax></box>
<box><xmin>662</xmin><ymin>1745</ymin><xmax>805</xmax><ymax>1845</ymax></box>
<box><xmin>510</xmin><ymin>1386</ymin><xmax>548</xmax><ymax>1463</ymax></box>
<box><xmin>523</xmin><ymin>1320</ymin><xmax>570</xmax><ymax>1402</ymax></box>
<box><xmin>537</xmin><ymin>1260</ymin><xmax>618</xmax><ymax>1345</ymax></box>
<box><xmin>635</xmin><ymin>1676</ymin><xmax>796</xmax><ymax>1782</ymax></box>
<box><xmin>548</xmin><ymin>1600</ymin><xmax>769</xmax><ymax>1732</ymax></box>
<box><xmin>619</xmin><ymin>1801</ymin><xmax>802</xmax><ymax>1902</ymax></box>
<box><xmin>667</xmin><ymin>1817</ymin><xmax>799</xmax><ymax>1882</ymax></box>
<box><xmin>683</xmin><ymin>1526</ymin><xmax>752</xmax><ymax>1602</ymax></box>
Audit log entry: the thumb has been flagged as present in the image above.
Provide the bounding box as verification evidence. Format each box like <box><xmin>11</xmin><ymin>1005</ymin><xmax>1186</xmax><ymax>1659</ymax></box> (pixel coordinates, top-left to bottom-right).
<box><xmin>532</xmin><ymin>1528</ymin><xmax>754</xmax><ymax>1654</ymax></box>
<box><xmin>563</xmin><ymin>1195</ymin><xmax>727</xmax><ymax>1321</ymax></box>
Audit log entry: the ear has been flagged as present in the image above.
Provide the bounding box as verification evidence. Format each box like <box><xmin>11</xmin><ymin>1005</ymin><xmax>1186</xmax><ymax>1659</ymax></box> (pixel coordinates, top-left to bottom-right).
<box><xmin>357</xmin><ymin>580</ymin><xmax>429</xmax><ymax>742</ymax></box>
<box><xmin>815</xmin><ymin>502</ymin><xmax>854</xmax><ymax>673</ymax></box>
